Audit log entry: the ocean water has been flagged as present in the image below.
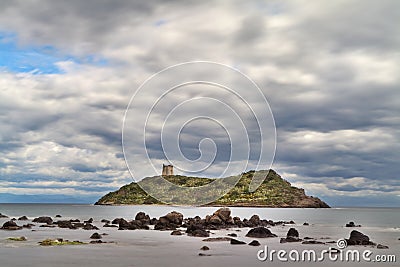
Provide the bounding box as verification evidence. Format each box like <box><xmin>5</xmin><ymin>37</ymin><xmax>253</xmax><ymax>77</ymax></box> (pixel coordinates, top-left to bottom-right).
<box><xmin>0</xmin><ymin>204</ymin><xmax>399</xmax><ymax>228</ymax></box>
<box><xmin>0</xmin><ymin>204</ymin><xmax>399</xmax><ymax>267</ymax></box>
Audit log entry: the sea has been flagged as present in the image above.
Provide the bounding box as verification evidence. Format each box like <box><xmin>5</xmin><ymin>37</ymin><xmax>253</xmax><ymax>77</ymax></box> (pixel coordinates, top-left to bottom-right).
<box><xmin>0</xmin><ymin>204</ymin><xmax>399</xmax><ymax>228</ymax></box>
<box><xmin>0</xmin><ymin>204</ymin><xmax>399</xmax><ymax>267</ymax></box>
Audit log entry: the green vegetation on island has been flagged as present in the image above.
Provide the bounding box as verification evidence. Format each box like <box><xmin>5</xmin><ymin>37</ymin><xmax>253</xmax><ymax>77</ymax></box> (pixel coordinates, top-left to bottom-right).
<box><xmin>95</xmin><ymin>170</ymin><xmax>329</xmax><ymax>208</ymax></box>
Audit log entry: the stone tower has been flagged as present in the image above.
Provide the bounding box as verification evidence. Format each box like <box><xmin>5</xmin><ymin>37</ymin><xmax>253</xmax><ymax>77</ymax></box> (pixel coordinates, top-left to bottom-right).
<box><xmin>162</xmin><ymin>164</ymin><xmax>174</xmax><ymax>176</ymax></box>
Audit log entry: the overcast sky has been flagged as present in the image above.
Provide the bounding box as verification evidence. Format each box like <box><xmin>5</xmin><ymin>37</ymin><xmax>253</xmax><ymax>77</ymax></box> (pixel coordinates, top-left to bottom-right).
<box><xmin>0</xmin><ymin>0</ymin><xmax>399</xmax><ymax>206</ymax></box>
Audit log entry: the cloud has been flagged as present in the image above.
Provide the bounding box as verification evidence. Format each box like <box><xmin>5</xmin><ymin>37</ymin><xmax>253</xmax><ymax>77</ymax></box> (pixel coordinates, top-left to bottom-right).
<box><xmin>0</xmin><ymin>0</ymin><xmax>399</xmax><ymax>205</ymax></box>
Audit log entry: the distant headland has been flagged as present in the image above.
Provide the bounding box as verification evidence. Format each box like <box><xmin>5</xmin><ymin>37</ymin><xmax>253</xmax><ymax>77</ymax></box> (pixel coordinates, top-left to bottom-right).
<box><xmin>95</xmin><ymin>169</ymin><xmax>330</xmax><ymax>208</ymax></box>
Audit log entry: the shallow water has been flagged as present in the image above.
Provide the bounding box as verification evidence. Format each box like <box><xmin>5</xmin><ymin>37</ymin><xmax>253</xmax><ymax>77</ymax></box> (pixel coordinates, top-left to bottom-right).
<box><xmin>0</xmin><ymin>204</ymin><xmax>399</xmax><ymax>267</ymax></box>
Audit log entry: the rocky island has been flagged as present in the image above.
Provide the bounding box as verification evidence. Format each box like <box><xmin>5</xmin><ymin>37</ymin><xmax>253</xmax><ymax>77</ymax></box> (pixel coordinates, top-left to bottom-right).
<box><xmin>95</xmin><ymin>170</ymin><xmax>329</xmax><ymax>208</ymax></box>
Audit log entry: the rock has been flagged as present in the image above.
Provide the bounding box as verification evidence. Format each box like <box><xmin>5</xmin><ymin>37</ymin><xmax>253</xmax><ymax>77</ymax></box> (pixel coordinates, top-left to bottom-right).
<box><xmin>40</xmin><ymin>224</ymin><xmax>56</xmax><ymax>228</ymax></box>
<box><xmin>202</xmin><ymin>237</ymin><xmax>231</xmax><ymax>242</ymax></box>
<box><xmin>248</xmin><ymin>240</ymin><xmax>261</xmax><ymax>246</ymax></box>
<box><xmin>8</xmin><ymin>236</ymin><xmax>27</xmax><ymax>241</ymax></box>
<box><xmin>200</xmin><ymin>246</ymin><xmax>210</xmax><ymax>251</ymax></box>
<box><xmin>245</xmin><ymin>227</ymin><xmax>277</xmax><ymax>238</ymax></box>
<box><xmin>83</xmin><ymin>223</ymin><xmax>99</xmax><ymax>230</ymax></box>
<box><xmin>55</xmin><ymin>215</ymin><xmax>62</xmax><ymax>218</ymax></box>
<box><xmin>135</xmin><ymin>212</ymin><xmax>150</xmax><ymax>224</ymax></box>
<box><xmin>111</xmin><ymin>218</ymin><xmax>125</xmax><ymax>225</ymax></box>
<box><xmin>117</xmin><ymin>218</ymin><xmax>130</xmax><ymax>229</ymax></box>
<box><xmin>22</xmin><ymin>223</ymin><xmax>35</xmax><ymax>229</ymax></box>
<box><xmin>377</xmin><ymin>244</ymin><xmax>389</xmax><ymax>249</ymax></box>
<box><xmin>249</xmin><ymin>215</ymin><xmax>260</xmax><ymax>226</ymax></box>
<box><xmin>1</xmin><ymin>221</ymin><xmax>22</xmax><ymax>230</ymax></box>
<box><xmin>32</xmin><ymin>216</ymin><xmax>53</xmax><ymax>224</ymax></box>
<box><xmin>170</xmin><ymin>230</ymin><xmax>182</xmax><ymax>236</ymax></box>
<box><xmin>346</xmin><ymin>230</ymin><xmax>375</xmax><ymax>246</ymax></box>
<box><xmin>303</xmin><ymin>222</ymin><xmax>309</xmax><ymax>226</ymax></box>
<box><xmin>84</xmin><ymin>218</ymin><xmax>93</xmax><ymax>224</ymax></box>
<box><xmin>208</xmin><ymin>214</ymin><xmax>223</xmax><ymax>225</ymax></box>
<box><xmin>188</xmin><ymin>229</ymin><xmax>209</xmax><ymax>237</ymax></box>
<box><xmin>346</xmin><ymin>221</ymin><xmax>361</xmax><ymax>227</ymax></box>
<box><xmin>101</xmin><ymin>219</ymin><xmax>110</xmax><ymax>224</ymax></box>
<box><xmin>287</xmin><ymin>228</ymin><xmax>299</xmax><ymax>238</ymax></box>
<box><xmin>0</xmin><ymin>213</ymin><xmax>8</xmax><ymax>218</ymax></box>
<box><xmin>90</xmin><ymin>240</ymin><xmax>103</xmax><ymax>244</ymax></box>
<box><xmin>198</xmin><ymin>253</ymin><xmax>211</xmax><ymax>256</ymax></box>
<box><xmin>163</xmin><ymin>211</ymin><xmax>184</xmax><ymax>225</ymax></box>
<box><xmin>70</xmin><ymin>219</ymin><xmax>80</xmax><ymax>223</ymax></box>
<box><xmin>303</xmin><ymin>237</ymin><xmax>313</xmax><ymax>240</ymax></box>
<box><xmin>302</xmin><ymin>240</ymin><xmax>325</xmax><ymax>244</ymax></box>
<box><xmin>227</xmin><ymin>233</ymin><xmax>237</xmax><ymax>237</ymax></box>
<box><xmin>90</xmin><ymin>233</ymin><xmax>102</xmax><ymax>239</ymax></box>
<box><xmin>154</xmin><ymin>222</ymin><xmax>176</xmax><ymax>231</ymax></box>
<box><xmin>56</xmin><ymin>220</ymin><xmax>77</xmax><ymax>229</ymax></box>
<box><xmin>213</xmin><ymin>207</ymin><xmax>231</xmax><ymax>222</ymax></box>
<box><xmin>18</xmin><ymin>216</ymin><xmax>28</xmax><ymax>221</ymax></box>
<box><xmin>230</xmin><ymin>239</ymin><xmax>246</xmax><ymax>245</ymax></box>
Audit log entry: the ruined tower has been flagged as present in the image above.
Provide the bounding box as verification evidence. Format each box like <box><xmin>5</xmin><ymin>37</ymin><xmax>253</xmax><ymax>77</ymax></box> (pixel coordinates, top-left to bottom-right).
<box><xmin>162</xmin><ymin>164</ymin><xmax>174</xmax><ymax>176</ymax></box>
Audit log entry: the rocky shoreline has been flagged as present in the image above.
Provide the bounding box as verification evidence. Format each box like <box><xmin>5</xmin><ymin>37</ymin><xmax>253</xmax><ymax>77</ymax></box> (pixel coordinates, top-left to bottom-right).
<box><xmin>0</xmin><ymin>207</ymin><xmax>391</xmax><ymax>250</ymax></box>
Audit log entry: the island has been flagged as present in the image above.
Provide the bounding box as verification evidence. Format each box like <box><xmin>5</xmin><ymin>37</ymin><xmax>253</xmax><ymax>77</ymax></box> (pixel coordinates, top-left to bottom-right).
<box><xmin>95</xmin><ymin>170</ymin><xmax>329</xmax><ymax>208</ymax></box>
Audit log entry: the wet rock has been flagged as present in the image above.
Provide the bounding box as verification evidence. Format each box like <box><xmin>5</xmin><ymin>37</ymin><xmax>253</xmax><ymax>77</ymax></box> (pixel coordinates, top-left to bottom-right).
<box><xmin>249</xmin><ymin>215</ymin><xmax>260</xmax><ymax>226</ymax></box>
<box><xmin>287</xmin><ymin>228</ymin><xmax>299</xmax><ymax>238</ymax></box>
<box><xmin>56</xmin><ymin>220</ymin><xmax>77</xmax><ymax>229</ymax></box>
<box><xmin>346</xmin><ymin>230</ymin><xmax>375</xmax><ymax>246</ymax></box>
<box><xmin>230</xmin><ymin>239</ymin><xmax>246</xmax><ymax>245</ymax></box>
<box><xmin>170</xmin><ymin>230</ymin><xmax>182</xmax><ymax>236</ymax></box>
<box><xmin>101</xmin><ymin>219</ymin><xmax>110</xmax><ymax>224</ymax></box>
<box><xmin>83</xmin><ymin>223</ymin><xmax>99</xmax><ymax>230</ymax></box>
<box><xmin>55</xmin><ymin>215</ymin><xmax>62</xmax><ymax>218</ymax></box>
<box><xmin>22</xmin><ymin>223</ymin><xmax>35</xmax><ymax>229</ymax></box>
<box><xmin>198</xmin><ymin>253</ymin><xmax>211</xmax><ymax>256</ymax></box>
<box><xmin>202</xmin><ymin>237</ymin><xmax>231</xmax><ymax>242</ymax></box>
<box><xmin>248</xmin><ymin>240</ymin><xmax>261</xmax><ymax>246</ymax></box>
<box><xmin>162</xmin><ymin>211</ymin><xmax>184</xmax><ymax>225</ymax></box>
<box><xmin>18</xmin><ymin>216</ymin><xmax>28</xmax><ymax>221</ymax></box>
<box><xmin>200</xmin><ymin>246</ymin><xmax>210</xmax><ymax>251</ymax></box>
<box><xmin>227</xmin><ymin>233</ymin><xmax>237</xmax><ymax>237</ymax></box>
<box><xmin>208</xmin><ymin>214</ymin><xmax>222</xmax><ymax>225</ymax></box>
<box><xmin>32</xmin><ymin>216</ymin><xmax>53</xmax><ymax>224</ymax></box>
<box><xmin>90</xmin><ymin>233</ymin><xmax>102</xmax><ymax>239</ymax></box>
<box><xmin>84</xmin><ymin>218</ymin><xmax>93</xmax><ymax>224</ymax></box>
<box><xmin>70</xmin><ymin>219</ymin><xmax>80</xmax><ymax>223</ymax></box>
<box><xmin>346</xmin><ymin>221</ymin><xmax>361</xmax><ymax>227</ymax></box>
<box><xmin>213</xmin><ymin>207</ymin><xmax>231</xmax><ymax>222</ymax></box>
<box><xmin>303</xmin><ymin>222</ymin><xmax>309</xmax><ymax>226</ymax></box>
<box><xmin>135</xmin><ymin>212</ymin><xmax>151</xmax><ymax>225</ymax></box>
<box><xmin>188</xmin><ymin>229</ymin><xmax>209</xmax><ymax>237</ymax></box>
<box><xmin>111</xmin><ymin>218</ymin><xmax>125</xmax><ymax>225</ymax></box>
<box><xmin>1</xmin><ymin>221</ymin><xmax>22</xmax><ymax>230</ymax></box>
<box><xmin>377</xmin><ymin>244</ymin><xmax>389</xmax><ymax>249</ymax></box>
<box><xmin>245</xmin><ymin>227</ymin><xmax>277</xmax><ymax>238</ymax></box>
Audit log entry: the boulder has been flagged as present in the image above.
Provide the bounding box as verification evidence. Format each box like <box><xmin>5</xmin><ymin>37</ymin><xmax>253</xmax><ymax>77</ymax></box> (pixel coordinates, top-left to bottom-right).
<box><xmin>208</xmin><ymin>214</ymin><xmax>223</xmax><ymax>225</ymax></box>
<box><xmin>303</xmin><ymin>222</ymin><xmax>309</xmax><ymax>226</ymax></box>
<box><xmin>287</xmin><ymin>228</ymin><xmax>299</xmax><ymax>238</ymax></box>
<box><xmin>346</xmin><ymin>230</ymin><xmax>375</xmax><ymax>246</ymax></box>
<box><xmin>55</xmin><ymin>215</ymin><xmax>62</xmax><ymax>218</ymax></box>
<box><xmin>90</xmin><ymin>233</ymin><xmax>102</xmax><ymax>239</ymax></box>
<box><xmin>135</xmin><ymin>212</ymin><xmax>150</xmax><ymax>224</ymax></box>
<box><xmin>170</xmin><ymin>230</ymin><xmax>182</xmax><ymax>236</ymax></box>
<box><xmin>83</xmin><ymin>223</ymin><xmax>99</xmax><ymax>230</ymax></box>
<box><xmin>200</xmin><ymin>246</ymin><xmax>210</xmax><ymax>251</ymax></box>
<box><xmin>32</xmin><ymin>216</ymin><xmax>53</xmax><ymax>224</ymax></box>
<box><xmin>1</xmin><ymin>221</ymin><xmax>22</xmax><ymax>230</ymax></box>
<box><xmin>111</xmin><ymin>218</ymin><xmax>125</xmax><ymax>225</ymax></box>
<box><xmin>245</xmin><ymin>227</ymin><xmax>277</xmax><ymax>238</ymax></box>
<box><xmin>248</xmin><ymin>240</ymin><xmax>261</xmax><ymax>246</ymax></box>
<box><xmin>230</xmin><ymin>238</ymin><xmax>246</xmax><ymax>245</ymax></box>
<box><xmin>18</xmin><ymin>216</ymin><xmax>28</xmax><ymax>221</ymax></box>
<box><xmin>188</xmin><ymin>229</ymin><xmax>209</xmax><ymax>237</ymax></box>
<box><xmin>249</xmin><ymin>215</ymin><xmax>260</xmax><ymax>226</ymax></box>
<box><xmin>213</xmin><ymin>207</ymin><xmax>231</xmax><ymax>222</ymax></box>
<box><xmin>101</xmin><ymin>219</ymin><xmax>110</xmax><ymax>224</ymax></box>
<box><xmin>56</xmin><ymin>220</ymin><xmax>77</xmax><ymax>229</ymax></box>
<box><xmin>162</xmin><ymin>211</ymin><xmax>184</xmax><ymax>225</ymax></box>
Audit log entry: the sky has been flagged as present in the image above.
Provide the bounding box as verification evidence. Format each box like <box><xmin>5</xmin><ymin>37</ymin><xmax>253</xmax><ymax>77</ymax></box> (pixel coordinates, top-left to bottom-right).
<box><xmin>0</xmin><ymin>0</ymin><xmax>399</xmax><ymax>206</ymax></box>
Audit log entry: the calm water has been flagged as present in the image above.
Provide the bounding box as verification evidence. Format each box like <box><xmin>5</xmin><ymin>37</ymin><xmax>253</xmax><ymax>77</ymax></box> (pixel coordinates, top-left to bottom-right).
<box><xmin>0</xmin><ymin>204</ymin><xmax>399</xmax><ymax>228</ymax></box>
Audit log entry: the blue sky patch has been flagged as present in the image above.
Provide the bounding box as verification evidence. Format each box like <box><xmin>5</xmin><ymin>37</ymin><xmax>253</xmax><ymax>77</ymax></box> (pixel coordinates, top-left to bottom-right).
<box><xmin>0</xmin><ymin>32</ymin><xmax>107</xmax><ymax>74</ymax></box>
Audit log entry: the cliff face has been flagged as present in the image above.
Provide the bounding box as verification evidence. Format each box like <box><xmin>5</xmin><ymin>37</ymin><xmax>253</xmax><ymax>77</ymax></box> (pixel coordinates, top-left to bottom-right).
<box><xmin>95</xmin><ymin>170</ymin><xmax>330</xmax><ymax>208</ymax></box>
